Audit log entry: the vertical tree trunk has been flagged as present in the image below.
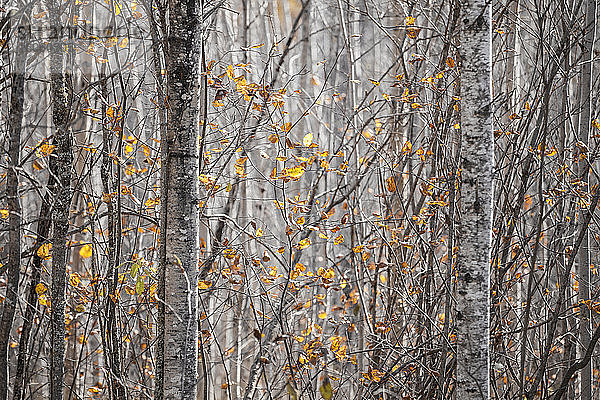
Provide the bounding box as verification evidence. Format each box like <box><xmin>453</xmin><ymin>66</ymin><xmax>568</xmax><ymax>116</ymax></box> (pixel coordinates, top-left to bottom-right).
<box><xmin>12</xmin><ymin>193</ymin><xmax>51</xmax><ymax>400</ymax></box>
<box><xmin>47</xmin><ymin>0</ymin><xmax>73</xmax><ymax>396</ymax></box>
<box><xmin>0</xmin><ymin>9</ymin><xmax>29</xmax><ymax>400</ymax></box>
<box><xmin>576</xmin><ymin>0</ymin><xmax>596</xmax><ymax>398</ymax></box>
<box><xmin>456</xmin><ymin>0</ymin><xmax>493</xmax><ymax>398</ymax></box>
<box><xmin>159</xmin><ymin>0</ymin><xmax>201</xmax><ymax>396</ymax></box>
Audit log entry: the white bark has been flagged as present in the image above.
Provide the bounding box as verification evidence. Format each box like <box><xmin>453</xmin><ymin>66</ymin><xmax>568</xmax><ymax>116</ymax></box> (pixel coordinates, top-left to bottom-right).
<box><xmin>457</xmin><ymin>0</ymin><xmax>493</xmax><ymax>397</ymax></box>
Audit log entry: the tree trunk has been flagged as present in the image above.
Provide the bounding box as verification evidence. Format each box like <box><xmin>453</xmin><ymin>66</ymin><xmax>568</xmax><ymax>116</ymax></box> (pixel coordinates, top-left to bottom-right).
<box><xmin>159</xmin><ymin>0</ymin><xmax>201</xmax><ymax>396</ymax></box>
<box><xmin>47</xmin><ymin>0</ymin><xmax>73</xmax><ymax>396</ymax></box>
<box><xmin>576</xmin><ymin>0</ymin><xmax>596</xmax><ymax>398</ymax></box>
<box><xmin>0</xmin><ymin>9</ymin><xmax>29</xmax><ymax>400</ymax></box>
<box><xmin>456</xmin><ymin>0</ymin><xmax>493</xmax><ymax>398</ymax></box>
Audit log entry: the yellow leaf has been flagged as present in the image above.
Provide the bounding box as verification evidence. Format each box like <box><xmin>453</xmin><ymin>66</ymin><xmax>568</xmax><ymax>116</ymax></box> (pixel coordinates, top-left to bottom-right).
<box><xmin>145</xmin><ymin>197</ymin><xmax>160</xmax><ymax>208</ymax></box>
<box><xmin>297</xmin><ymin>216</ymin><xmax>306</xmax><ymax>225</ymax></box>
<box><xmin>281</xmin><ymin>122</ymin><xmax>292</xmax><ymax>132</ymax></box>
<box><xmin>114</xmin><ymin>1</ymin><xmax>121</xmax><ymax>15</ymax></box>
<box><xmin>256</xmin><ymin>228</ymin><xmax>264</xmax><ymax>237</ymax></box>
<box><xmin>287</xmin><ymin>166</ymin><xmax>305</xmax><ymax>179</ymax></box>
<box><xmin>411</xmin><ymin>103</ymin><xmax>422</xmax><ymax>109</ymax></box>
<box><xmin>333</xmin><ymin>235</ymin><xmax>344</xmax><ymax>245</ymax></box>
<box><xmin>226</xmin><ymin>65</ymin><xmax>234</xmax><ymax>79</ymax></box>
<box><xmin>386</xmin><ymin>176</ymin><xmax>396</xmax><ymax>192</ymax></box>
<box><xmin>368</xmin><ymin>79</ymin><xmax>380</xmax><ymax>86</ymax></box>
<box><xmin>37</xmin><ymin>243</ymin><xmax>52</xmax><ymax>260</ymax></box>
<box><xmin>317</xmin><ymin>267</ymin><xmax>335</xmax><ymax>280</ymax></box>
<box><xmin>213</xmin><ymin>100</ymin><xmax>224</xmax><ymax>107</ymax></box>
<box><xmin>298</xmin><ymin>238</ymin><xmax>311</xmax><ymax>250</ymax></box>
<box><xmin>382</xmin><ymin>93</ymin><xmax>390</xmax><ymax>101</ymax></box>
<box><xmin>0</xmin><ymin>209</ymin><xmax>8</xmax><ymax>219</ymax></box>
<box><xmin>318</xmin><ymin>311</ymin><xmax>327</xmax><ymax>319</ymax></box>
<box><xmin>319</xmin><ymin>376</ymin><xmax>333</xmax><ymax>400</ymax></box>
<box><xmin>38</xmin><ymin>294</ymin><xmax>49</xmax><ymax>306</ymax></box>
<box><xmin>402</xmin><ymin>141</ymin><xmax>413</xmax><ymax>153</ymax></box>
<box><xmin>69</xmin><ymin>273</ymin><xmax>81</xmax><ymax>287</ymax></box>
<box><xmin>353</xmin><ymin>245</ymin><xmax>364</xmax><ymax>253</ymax></box>
<box><xmin>135</xmin><ymin>276</ymin><xmax>144</xmax><ymax>294</ymax></box>
<box><xmin>118</xmin><ymin>37</ymin><xmax>128</xmax><ymax>48</ymax></box>
<box><xmin>268</xmin><ymin>133</ymin><xmax>278</xmax><ymax>143</ymax></box>
<box><xmin>198</xmin><ymin>280</ymin><xmax>212</xmax><ymax>290</ymax></box>
<box><xmin>35</xmin><ymin>283</ymin><xmax>47</xmax><ymax>295</ymax></box>
<box><xmin>303</xmin><ymin>132</ymin><xmax>313</xmax><ymax>147</ymax></box>
<box><xmin>405</xmin><ymin>16</ymin><xmax>415</xmax><ymax>25</ymax></box>
<box><xmin>79</xmin><ymin>244</ymin><xmax>92</xmax><ymax>258</ymax></box>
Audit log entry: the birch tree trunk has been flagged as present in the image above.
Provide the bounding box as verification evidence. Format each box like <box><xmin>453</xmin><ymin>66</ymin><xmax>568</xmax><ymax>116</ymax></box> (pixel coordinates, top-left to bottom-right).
<box><xmin>576</xmin><ymin>0</ymin><xmax>596</xmax><ymax>398</ymax></box>
<box><xmin>457</xmin><ymin>0</ymin><xmax>493</xmax><ymax>397</ymax></box>
<box><xmin>158</xmin><ymin>0</ymin><xmax>201</xmax><ymax>396</ymax></box>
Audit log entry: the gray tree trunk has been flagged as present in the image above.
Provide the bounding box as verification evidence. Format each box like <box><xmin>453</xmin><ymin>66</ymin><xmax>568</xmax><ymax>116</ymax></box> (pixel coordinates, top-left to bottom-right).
<box><xmin>0</xmin><ymin>9</ymin><xmax>29</xmax><ymax>400</ymax></box>
<box><xmin>456</xmin><ymin>0</ymin><xmax>493</xmax><ymax>398</ymax></box>
<box><xmin>47</xmin><ymin>0</ymin><xmax>73</xmax><ymax>397</ymax></box>
<box><xmin>159</xmin><ymin>0</ymin><xmax>201</xmax><ymax>397</ymax></box>
<box><xmin>576</xmin><ymin>0</ymin><xmax>596</xmax><ymax>398</ymax></box>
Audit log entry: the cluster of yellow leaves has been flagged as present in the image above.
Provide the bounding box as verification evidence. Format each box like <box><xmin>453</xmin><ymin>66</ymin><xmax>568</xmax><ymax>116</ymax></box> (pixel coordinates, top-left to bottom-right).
<box><xmin>297</xmin><ymin>238</ymin><xmax>311</xmax><ymax>250</ymax></box>
<box><xmin>317</xmin><ymin>267</ymin><xmax>335</xmax><ymax>281</ymax></box>
<box><xmin>290</xmin><ymin>263</ymin><xmax>306</xmax><ymax>279</ymax></box>
<box><xmin>329</xmin><ymin>335</ymin><xmax>347</xmax><ymax>361</ymax></box>
<box><xmin>361</xmin><ymin>369</ymin><xmax>384</xmax><ymax>383</ymax></box>
<box><xmin>234</xmin><ymin>157</ymin><xmax>247</xmax><ymax>177</ymax></box>
<box><xmin>280</xmin><ymin>165</ymin><xmax>306</xmax><ymax>180</ymax></box>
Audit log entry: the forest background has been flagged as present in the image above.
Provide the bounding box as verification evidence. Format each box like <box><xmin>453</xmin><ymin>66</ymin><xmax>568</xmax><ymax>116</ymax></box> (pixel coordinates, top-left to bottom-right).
<box><xmin>0</xmin><ymin>0</ymin><xmax>599</xmax><ymax>398</ymax></box>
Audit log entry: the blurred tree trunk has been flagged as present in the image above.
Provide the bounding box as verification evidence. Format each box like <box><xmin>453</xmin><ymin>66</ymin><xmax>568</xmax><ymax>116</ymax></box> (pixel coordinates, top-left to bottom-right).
<box><xmin>0</xmin><ymin>8</ymin><xmax>29</xmax><ymax>400</ymax></box>
<box><xmin>576</xmin><ymin>0</ymin><xmax>596</xmax><ymax>398</ymax></box>
<box><xmin>456</xmin><ymin>0</ymin><xmax>493</xmax><ymax>398</ymax></box>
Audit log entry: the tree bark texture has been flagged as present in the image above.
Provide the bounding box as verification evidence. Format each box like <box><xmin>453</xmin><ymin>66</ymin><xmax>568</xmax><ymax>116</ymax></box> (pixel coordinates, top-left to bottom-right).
<box><xmin>457</xmin><ymin>0</ymin><xmax>493</xmax><ymax>398</ymax></box>
<box><xmin>160</xmin><ymin>0</ymin><xmax>201</xmax><ymax>396</ymax></box>
<box><xmin>47</xmin><ymin>0</ymin><xmax>73</xmax><ymax>397</ymax></box>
